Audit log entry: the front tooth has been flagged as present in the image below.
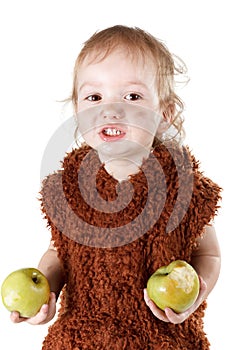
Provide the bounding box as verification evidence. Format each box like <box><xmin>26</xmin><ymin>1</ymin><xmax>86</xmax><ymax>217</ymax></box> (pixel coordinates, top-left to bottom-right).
<box><xmin>104</xmin><ymin>128</ymin><xmax>110</xmax><ymax>135</ymax></box>
<box><xmin>104</xmin><ymin>128</ymin><xmax>122</xmax><ymax>136</ymax></box>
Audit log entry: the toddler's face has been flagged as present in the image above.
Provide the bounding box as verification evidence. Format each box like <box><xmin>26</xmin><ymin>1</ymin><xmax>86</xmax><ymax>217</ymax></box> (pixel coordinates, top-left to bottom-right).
<box><xmin>76</xmin><ymin>49</ymin><xmax>163</xmax><ymax>160</ymax></box>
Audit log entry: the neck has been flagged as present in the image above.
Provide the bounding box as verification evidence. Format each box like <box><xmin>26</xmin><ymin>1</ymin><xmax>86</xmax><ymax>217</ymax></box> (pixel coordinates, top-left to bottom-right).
<box><xmin>99</xmin><ymin>150</ymin><xmax>151</xmax><ymax>182</ymax></box>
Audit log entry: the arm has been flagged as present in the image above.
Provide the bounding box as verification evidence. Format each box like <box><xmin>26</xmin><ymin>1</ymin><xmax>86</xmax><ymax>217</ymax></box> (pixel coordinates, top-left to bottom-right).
<box><xmin>144</xmin><ymin>224</ymin><xmax>221</xmax><ymax>324</ymax></box>
<box><xmin>38</xmin><ymin>240</ymin><xmax>65</xmax><ymax>299</ymax></box>
<box><xmin>190</xmin><ymin>225</ymin><xmax>221</xmax><ymax>298</ymax></box>
<box><xmin>11</xmin><ymin>240</ymin><xmax>65</xmax><ymax>325</ymax></box>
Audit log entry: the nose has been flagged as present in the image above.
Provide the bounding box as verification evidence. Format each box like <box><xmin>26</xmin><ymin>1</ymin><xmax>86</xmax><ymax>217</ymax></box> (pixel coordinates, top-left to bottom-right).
<box><xmin>100</xmin><ymin>103</ymin><xmax>125</xmax><ymax>120</ymax></box>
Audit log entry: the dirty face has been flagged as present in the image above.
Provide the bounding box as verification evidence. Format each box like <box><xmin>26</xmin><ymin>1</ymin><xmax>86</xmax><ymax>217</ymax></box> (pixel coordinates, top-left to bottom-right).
<box><xmin>76</xmin><ymin>49</ymin><xmax>162</xmax><ymax>162</ymax></box>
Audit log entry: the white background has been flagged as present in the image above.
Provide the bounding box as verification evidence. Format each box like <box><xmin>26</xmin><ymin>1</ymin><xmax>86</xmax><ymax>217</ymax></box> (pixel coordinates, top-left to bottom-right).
<box><xmin>0</xmin><ymin>1</ymin><xmax>231</xmax><ymax>349</ymax></box>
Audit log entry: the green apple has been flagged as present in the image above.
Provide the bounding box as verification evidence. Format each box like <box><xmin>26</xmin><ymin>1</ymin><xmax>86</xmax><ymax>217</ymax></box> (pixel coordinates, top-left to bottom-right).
<box><xmin>1</xmin><ymin>268</ymin><xmax>50</xmax><ymax>318</ymax></box>
<box><xmin>147</xmin><ymin>260</ymin><xmax>200</xmax><ymax>313</ymax></box>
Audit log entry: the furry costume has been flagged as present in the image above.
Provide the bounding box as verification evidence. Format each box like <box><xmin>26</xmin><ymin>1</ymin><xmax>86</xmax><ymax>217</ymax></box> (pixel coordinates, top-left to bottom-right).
<box><xmin>40</xmin><ymin>142</ymin><xmax>221</xmax><ymax>350</ymax></box>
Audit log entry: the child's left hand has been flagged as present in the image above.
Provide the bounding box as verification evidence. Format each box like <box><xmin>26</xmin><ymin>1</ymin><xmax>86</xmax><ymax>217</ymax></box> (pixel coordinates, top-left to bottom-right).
<box><xmin>143</xmin><ymin>276</ymin><xmax>207</xmax><ymax>324</ymax></box>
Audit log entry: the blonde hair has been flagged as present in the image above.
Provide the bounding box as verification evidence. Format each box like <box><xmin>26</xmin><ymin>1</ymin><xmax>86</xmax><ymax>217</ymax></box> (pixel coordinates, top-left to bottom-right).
<box><xmin>71</xmin><ymin>25</ymin><xmax>188</xmax><ymax>145</ymax></box>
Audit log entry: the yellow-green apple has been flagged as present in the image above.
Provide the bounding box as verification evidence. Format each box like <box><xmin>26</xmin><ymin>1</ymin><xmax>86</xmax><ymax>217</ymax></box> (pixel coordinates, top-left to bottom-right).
<box><xmin>1</xmin><ymin>268</ymin><xmax>50</xmax><ymax>318</ymax></box>
<box><xmin>147</xmin><ymin>260</ymin><xmax>200</xmax><ymax>313</ymax></box>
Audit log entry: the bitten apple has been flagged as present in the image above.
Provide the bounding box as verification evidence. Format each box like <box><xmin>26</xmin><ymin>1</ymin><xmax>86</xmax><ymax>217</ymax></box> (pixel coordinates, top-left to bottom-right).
<box><xmin>1</xmin><ymin>267</ymin><xmax>50</xmax><ymax>318</ymax></box>
<box><xmin>147</xmin><ymin>260</ymin><xmax>200</xmax><ymax>313</ymax></box>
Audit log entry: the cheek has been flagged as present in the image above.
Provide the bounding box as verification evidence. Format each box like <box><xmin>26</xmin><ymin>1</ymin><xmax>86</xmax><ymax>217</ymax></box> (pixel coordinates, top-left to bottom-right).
<box><xmin>82</xmin><ymin>129</ymin><xmax>97</xmax><ymax>145</ymax></box>
<box><xmin>129</xmin><ymin>113</ymin><xmax>162</xmax><ymax>144</ymax></box>
<box><xmin>80</xmin><ymin>127</ymin><xmax>104</xmax><ymax>150</ymax></box>
<box><xmin>130</xmin><ymin>128</ymin><xmax>155</xmax><ymax>147</ymax></box>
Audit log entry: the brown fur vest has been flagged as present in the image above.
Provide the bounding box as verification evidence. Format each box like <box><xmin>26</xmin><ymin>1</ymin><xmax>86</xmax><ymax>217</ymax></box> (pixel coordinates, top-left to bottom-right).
<box><xmin>40</xmin><ymin>142</ymin><xmax>221</xmax><ymax>349</ymax></box>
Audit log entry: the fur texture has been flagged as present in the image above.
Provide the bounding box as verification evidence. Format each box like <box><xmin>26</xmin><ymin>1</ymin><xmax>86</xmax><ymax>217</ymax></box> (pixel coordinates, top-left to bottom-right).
<box><xmin>40</xmin><ymin>142</ymin><xmax>221</xmax><ymax>349</ymax></box>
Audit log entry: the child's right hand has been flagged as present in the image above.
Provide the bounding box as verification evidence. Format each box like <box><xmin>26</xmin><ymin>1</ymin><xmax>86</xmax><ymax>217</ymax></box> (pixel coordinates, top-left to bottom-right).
<box><xmin>10</xmin><ymin>292</ymin><xmax>56</xmax><ymax>325</ymax></box>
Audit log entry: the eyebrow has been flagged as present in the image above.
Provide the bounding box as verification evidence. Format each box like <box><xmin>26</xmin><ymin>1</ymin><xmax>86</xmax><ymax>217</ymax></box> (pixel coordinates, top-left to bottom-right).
<box><xmin>79</xmin><ymin>80</ymin><xmax>150</xmax><ymax>92</ymax></box>
<box><xmin>124</xmin><ymin>81</ymin><xmax>150</xmax><ymax>90</ymax></box>
<box><xmin>78</xmin><ymin>82</ymin><xmax>101</xmax><ymax>92</ymax></box>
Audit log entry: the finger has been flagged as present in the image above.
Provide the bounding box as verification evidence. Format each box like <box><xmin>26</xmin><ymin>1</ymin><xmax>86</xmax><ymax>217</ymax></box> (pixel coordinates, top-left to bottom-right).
<box><xmin>144</xmin><ymin>289</ymin><xmax>188</xmax><ymax>324</ymax></box>
<box><xmin>164</xmin><ymin>307</ymin><xmax>188</xmax><ymax>324</ymax></box>
<box><xmin>143</xmin><ymin>288</ymin><xmax>150</xmax><ymax>305</ymax></box>
<box><xmin>26</xmin><ymin>292</ymin><xmax>56</xmax><ymax>325</ymax></box>
<box><xmin>45</xmin><ymin>292</ymin><xmax>57</xmax><ymax>320</ymax></box>
<box><xmin>191</xmin><ymin>276</ymin><xmax>207</xmax><ymax>309</ymax></box>
<box><xmin>199</xmin><ymin>276</ymin><xmax>207</xmax><ymax>295</ymax></box>
<box><xmin>143</xmin><ymin>289</ymin><xmax>169</xmax><ymax>322</ymax></box>
<box><xmin>26</xmin><ymin>304</ymin><xmax>49</xmax><ymax>325</ymax></box>
<box><xmin>48</xmin><ymin>291</ymin><xmax>57</xmax><ymax>305</ymax></box>
<box><xmin>164</xmin><ymin>277</ymin><xmax>208</xmax><ymax>325</ymax></box>
<box><xmin>10</xmin><ymin>311</ymin><xmax>28</xmax><ymax>323</ymax></box>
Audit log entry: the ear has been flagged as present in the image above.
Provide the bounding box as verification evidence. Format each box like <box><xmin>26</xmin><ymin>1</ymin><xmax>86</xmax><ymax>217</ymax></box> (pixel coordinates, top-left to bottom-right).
<box><xmin>163</xmin><ymin>102</ymin><xmax>175</xmax><ymax>122</ymax></box>
<box><xmin>158</xmin><ymin>102</ymin><xmax>175</xmax><ymax>132</ymax></box>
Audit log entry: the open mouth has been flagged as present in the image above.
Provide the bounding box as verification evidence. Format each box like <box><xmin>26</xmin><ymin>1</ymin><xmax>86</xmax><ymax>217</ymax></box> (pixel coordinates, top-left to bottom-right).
<box><xmin>99</xmin><ymin>125</ymin><xmax>126</xmax><ymax>141</ymax></box>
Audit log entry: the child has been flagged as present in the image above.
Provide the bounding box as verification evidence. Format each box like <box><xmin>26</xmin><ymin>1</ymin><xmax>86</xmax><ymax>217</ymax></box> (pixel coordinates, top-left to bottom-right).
<box><xmin>11</xmin><ymin>25</ymin><xmax>221</xmax><ymax>349</ymax></box>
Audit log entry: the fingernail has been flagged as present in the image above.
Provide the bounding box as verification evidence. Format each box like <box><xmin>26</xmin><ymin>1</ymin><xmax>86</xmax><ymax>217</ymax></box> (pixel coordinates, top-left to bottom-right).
<box><xmin>41</xmin><ymin>304</ymin><xmax>48</xmax><ymax>313</ymax></box>
<box><xmin>143</xmin><ymin>289</ymin><xmax>149</xmax><ymax>305</ymax></box>
<box><xmin>51</xmin><ymin>292</ymin><xmax>57</xmax><ymax>300</ymax></box>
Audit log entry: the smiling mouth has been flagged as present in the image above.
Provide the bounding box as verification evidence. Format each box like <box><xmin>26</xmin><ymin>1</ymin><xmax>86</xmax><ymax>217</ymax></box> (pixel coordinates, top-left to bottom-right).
<box><xmin>103</xmin><ymin>128</ymin><xmax>122</xmax><ymax>136</ymax></box>
<box><xmin>99</xmin><ymin>126</ymin><xmax>126</xmax><ymax>141</ymax></box>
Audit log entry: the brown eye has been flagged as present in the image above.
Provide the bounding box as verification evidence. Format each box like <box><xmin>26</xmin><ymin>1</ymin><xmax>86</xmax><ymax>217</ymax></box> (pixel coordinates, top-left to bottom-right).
<box><xmin>86</xmin><ymin>94</ymin><xmax>101</xmax><ymax>101</ymax></box>
<box><xmin>125</xmin><ymin>93</ymin><xmax>141</xmax><ymax>101</ymax></box>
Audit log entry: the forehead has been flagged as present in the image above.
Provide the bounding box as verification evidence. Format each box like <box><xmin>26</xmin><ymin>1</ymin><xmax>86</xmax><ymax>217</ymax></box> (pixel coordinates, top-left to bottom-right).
<box><xmin>77</xmin><ymin>50</ymin><xmax>157</xmax><ymax>91</ymax></box>
<box><xmin>78</xmin><ymin>47</ymin><xmax>156</xmax><ymax>71</ymax></box>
